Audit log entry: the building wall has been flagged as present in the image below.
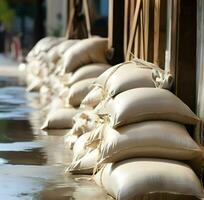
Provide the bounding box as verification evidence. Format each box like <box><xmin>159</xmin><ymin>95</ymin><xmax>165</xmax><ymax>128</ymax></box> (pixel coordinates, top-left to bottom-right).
<box><xmin>46</xmin><ymin>0</ymin><xmax>67</xmax><ymax>36</ymax></box>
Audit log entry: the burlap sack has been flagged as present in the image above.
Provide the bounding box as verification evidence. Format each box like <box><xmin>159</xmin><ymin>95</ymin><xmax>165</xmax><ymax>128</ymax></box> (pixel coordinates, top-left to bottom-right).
<box><xmin>104</xmin><ymin>61</ymin><xmax>173</xmax><ymax>98</ymax></box>
<box><xmin>81</xmin><ymin>86</ymin><xmax>105</xmax><ymax>109</ymax></box>
<box><xmin>62</xmin><ymin>37</ymin><xmax>108</xmax><ymax>74</ymax></box>
<box><xmin>68</xmin><ymin>78</ymin><xmax>95</xmax><ymax>107</ymax></box>
<box><xmin>97</xmin><ymin>121</ymin><xmax>202</xmax><ymax>164</ymax></box>
<box><xmin>68</xmin><ymin>63</ymin><xmax>110</xmax><ymax>86</ymax></box>
<box><xmin>94</xmin><ymin>158</ymin><xmax>204</xmax><ymax>200</ymax></box>
<box><xmin>41</xmin><ymin>107</ymin><xmax>81</xmax><ymax>129</ymax></box>
<box><xmin>57</xmin><ymin>40</ymin><xmax>79</xmax><ymax>57</ymax></box>
<box><xmin>98</xmin><ymin>88</ymin><xmax>200</xmax><ymax>127</ymax></box>
<box><xmin>68</xmin><ymin>149</ymin><xmax>99</xmax><ymax>174</ymax></box>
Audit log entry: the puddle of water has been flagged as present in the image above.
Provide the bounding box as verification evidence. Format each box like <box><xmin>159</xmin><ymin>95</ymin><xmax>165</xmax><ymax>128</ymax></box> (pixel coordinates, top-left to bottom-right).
<box><xmin>0</xmin><ymin>141</ymin><xmax>43</xmax><ymax>151</ymax></box>
<box><xmin>0</xmin><ymin>66</ymin><xmax>109</xmax><ymax>199</ymax></box>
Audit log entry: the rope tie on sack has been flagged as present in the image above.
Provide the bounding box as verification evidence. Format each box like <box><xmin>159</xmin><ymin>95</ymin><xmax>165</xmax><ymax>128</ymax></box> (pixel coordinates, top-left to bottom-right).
<box><xmin>152</xmin><ymin>69</ymin><xmax>173</xmax><ymax>89</ymax></box>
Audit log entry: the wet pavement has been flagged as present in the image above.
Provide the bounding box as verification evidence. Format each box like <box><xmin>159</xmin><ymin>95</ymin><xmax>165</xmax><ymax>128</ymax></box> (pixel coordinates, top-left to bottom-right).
<box><xmin>0</xmin><ymin>55</ymin><xmax>110</xmax><ymax>200</ymax></box>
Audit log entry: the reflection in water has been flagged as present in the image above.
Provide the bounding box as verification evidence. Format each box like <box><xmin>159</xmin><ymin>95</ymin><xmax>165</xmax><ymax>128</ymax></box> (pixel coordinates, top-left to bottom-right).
<box><xmin>0</xmin><ymin>72</ymin><xmax>109</xmax><ymax>199</ymax></box>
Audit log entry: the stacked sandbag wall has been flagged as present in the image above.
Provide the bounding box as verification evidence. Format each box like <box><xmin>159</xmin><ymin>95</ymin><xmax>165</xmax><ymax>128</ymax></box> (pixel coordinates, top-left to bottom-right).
<box><xmin>24</xmin><ymin>37</ymin><xmax>111</xmax><ymax>131</ymax></box>
<box><xmin>65</xmin><ymin>59</ymin><xmax>204</xmax><ymax>200</ymax></box>
<box><xmin>24</xmin><ymin>35</ymin><xmax>204</xmax><ymax>200</ymax></box>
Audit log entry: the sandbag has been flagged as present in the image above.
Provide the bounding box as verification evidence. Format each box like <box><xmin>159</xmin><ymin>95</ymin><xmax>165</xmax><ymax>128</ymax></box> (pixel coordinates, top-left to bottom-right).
<box><xmin>39</xmin><ymin>85</ymin><xmax>52</xmax><ymax>106</ymax></box>
<box><xmin>62</xmin><ymin>37</ymin><xmax>108</xmax><ymax>74</ymax></box>
<box><xmin>96</xmin><ymin>121</ymin><xmax>202</xmax><ymax>164</ymax></box>
<box><xmin>68</xmin><ymin>149</ymin><xmax>99</xmax><ymax>174</ymax></box>
<box><xmin>98</xmin><ymin>88</ymin><xmax>199</xmax><ymax>127</ymax></box>
<box><xmin>94</xmin><ymin>158</ymin><xmax>204</xmax><ymax>200</ymax></box>
<box><xmin>104</xmin><ymin>61</ymin><xmax>172</xmax><ymax>98</ymax></box>
<box><xmin>37</xmin><ymin>37</ymin><xmax>65</xmax><ymax>54</ymax></box>
<box><xmin>68</xmin><ymin>78</ymin><xmax>95</xmax><ymax>107</ymax></box>
<box><xmin>46</xmin><ymin>46</ymin><xmax>61</xmax><ymax>64</ymax></box>
<box><xmin>64</xmin><ymin>134</ymin><xmax>78</xmax><ymax>150</ymax></box>
<box><xmin>71</xmin><ymin>111</ymin><xmax>101</xmax><ymax>136</ymax></box>
<box><xmin>41</xmin><ymin>107</ymin><xmax>80</xmax><ymax>129</ymax></box>
<box><xmin>57</xmin><ymin>40</ymin><xmax>79</xmax><ymax>57</ymax></box>
<box><xmin>68</xmin><ymin>63</ymin><xmax>110</xmax><ymax>86</ymax></box>
<box><xmin>81</xmin><ymin>86</ymin><xmax>105</xmax><ymax>109</ymax></box>
<box><xmin>26</xmin><ymin>37</ymin><xmax>54</xmax><ymax>61</ymax></box>
<box><xmin>26</xmin><ymin>77</ymin><xmax>42</xmax><ymax>92</ymax></box>
<box><xmin>94</xmin><ymin>64</ymin><xmax>122</xmax><ymax>87</ymax></box>
<box><xmin>72</xmin><ymin>131</ymin><xmax>92</xmax><ymax>161</ymax></box>
<box><xmin>46</xmin><ymin>97</ymin><xmax>65</xmax><ymax>112</ymax></box>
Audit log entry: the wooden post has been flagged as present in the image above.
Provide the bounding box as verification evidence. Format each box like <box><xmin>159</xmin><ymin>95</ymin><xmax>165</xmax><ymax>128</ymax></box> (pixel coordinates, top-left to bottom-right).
<box><xmin>175</xmin><ymin>0</ymin><xmax>197</xmax><ymax>112</ymax></box>
<box><xmin>124</xmin><ymin>0</ymin><xmax>130</xmax><ymax>57</ymax></box>
<box><xmin>153</xmin><ymin>0</ymin><xmax>161</xmax><ymax>65</ymax></box>
<box><xmin>107</xmin><ymin>0</ymin><xmax>125</xmax><ymax>65</ymax></box>
<box><xmin>126</xmin><ymin>0</ymin><xmax>141</xmax><ymax>61</ymax></box>
<box><xmin>197</xmin><ymin>0</ymin><xmax>204</xmax><ymax>143</ymax></box>
<box><xmin>65</xmin><ymin>0</ymin><xmax>75</xmax><ymax>38</ymax></box>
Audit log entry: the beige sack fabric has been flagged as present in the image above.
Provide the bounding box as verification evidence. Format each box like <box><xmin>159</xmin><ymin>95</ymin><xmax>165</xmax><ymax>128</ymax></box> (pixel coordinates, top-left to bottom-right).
<box><xmin>68</xmin><ymin>63</ymin><xmax>110</xmax><ymax>86</ymax></box>
<box><xmin>97</xmin><ymin>121</ymin><xmax>202</xmax><ymax>164</ymax></box>
<box><xmin>41</xmin><ymin>107</ymin><xmax>80</xmax><ymax>129</ymax></box>
<box><xmin>37</xmin><ymin>37</ymin><xmax>66</xmax><ymax>54</ymax></box>
<box><xmin>26</xmin><ymin>37</ymin><xmax>55</xmax><ymax>60</ymax></box>
<box><xmin>94</xmin><ymin>158</ymin><xmax>204</xmax><ymax>200</ymax></box>
<box><xmin>57</xmin><ymin>40</ymin><xmax>79</xmax><ymax>57</ymax></box>
<box><xmin>26</xmin><ymin>77</ymin><xmax>42</xmax><ymax>92</ymax></box>
<box><xmin>81</xmin><ymin>86</ymin><xmax>105</xmax><ymax>109</ymax></box>
<box><xmin>94</xmin><ymin>64</ymin><xmax>122</xmax><ymax>87</ymax></box>
<box><xmin>68</xmin><ymin>78</ymin><xmax>95</xmax><ymax>107</ymax></box>
<box><xmin>104</xmin><ymin>62</ymin><xmax>172</xmax><ymax>98</ymax></box>
<box><xmin>62</xmin><ymin>37</ymin><xmax>108</xmax><ymax>74</ymax></box>
<box><xmin>73</xmin><ymin>131</ymin><xmax>92</xmax><ymax>161</ymax></box>
<box><xmin>98</xmin><ymin>88</ymin><xmax>199</xmax><ymax>127</ymax></box>
<box><xmin>70</xmin><ymin>112</ymin><xmax>100</xmax><ymax>137</ymax></box>
<box><xmin>68</xmin><ymin>149</ymin><xmax>99</xmax><ymax>174</ymax></box>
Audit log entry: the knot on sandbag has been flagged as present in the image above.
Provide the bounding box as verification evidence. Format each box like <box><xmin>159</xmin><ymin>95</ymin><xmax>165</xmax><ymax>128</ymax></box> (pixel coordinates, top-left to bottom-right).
<box><xmin>152</xmin><ymin>69</ymin><xmax>174</xmax><ymax>90</ymax></box>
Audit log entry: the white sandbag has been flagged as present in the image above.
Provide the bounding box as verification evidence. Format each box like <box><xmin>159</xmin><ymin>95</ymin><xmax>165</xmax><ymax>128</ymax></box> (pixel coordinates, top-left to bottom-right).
<box><xmin>66</xmin><ymin>120</ymin><xmax>103</xmax><ymax>151</ymax></box>
<box><xmin>26</xmin><ymin>77</ymin><xmax>42</xmax><ymax>92</ymax></box>
<box><xmin>59</xmin><ymin>87</ymin><xmax>70</xmax><ymax>102</ymax></box>
<box><xmin>58</xmin><ymin>73</ymin><xmax>72</xmax><ymax>86</ymax></box>
<box><xmin>46</xmin><ymin>40</ymin><xmax>79</xmax><ymax>64</ymax></box>
<box><xmin>37</xmin><ymin>37</ymin><xmax>65</xmax><ymax>53</ymax></box>
<box><xmin>73</xmin><ymin>131</ymin><xmax>92</xmax><ymax>161</ymax></box>
<box><xmin>94</xmin><ymin>64</ymin><xmax>122</xmax><ymax>87</ymax></box>
<box><xmin>64</xmin><ymin>133</ymin><xmax>78</xmax><ymax>150</ymax></box>
<box><xmin>26</xmin><ymin>37</ymin><xmax>54</xmax><ymax>61</ymax></box>
<box><xmin>97</xmin><ymin>121</ymin><xmax>202</xmax><ymax>164</ymax></box>
<box><xmin>133</xmin><ymin>58</ymin><xmax>173</xmax><ymax>89</ymax></box>
<box><xmin>68</xmin><ymin>63</ymin><xmax>110</xmax><ymax>86</ymax></box>
<box><xmin>68</xmin><ymin>149</ymin><xmax>99</xmax><ymax>174</ymax></box>
<box><xmin>94</xmin><ymin>158</ymin><xmax>204</xmax><ymax>200</ymax></box>
<box><xmin>98</xmin><ymin>88</ymin><xmax>199</xmax><ymax>127</ymax></box>
<box><xmin>62</xmin><ymin>37</ymin><xmax>108</xmax><ymax>74</ymax></box>
<box><xmin>41</xmin><ymin>107</ymin><xmax>80</xmax><ymax>129</ymax></box>
<box><xmin>46</xmin><ymin>98</ymin><xmax>65</xmax><ymax>112</ymax></box>
<box><xmin>104</xmin><ymin>61</ymin><xmax>172</xmax><ymax>98</ymax></box>
<box><xmin>70</xmin><ymin>111</ymin><xmax>101</xmax><ymax>137</ymax></box>
<box><xmin>57</xmin><ymin>40</ymin><xmax>79</xmax><ymax>57</ymax></box>
<box><xmin>81</xmin><ymin>86</ymin><xmax>105</xmax><ymax>109</ymax></box>
<box><xmin>46</xmin><ymin>46</ymin><xmax>60</xmax><ymax>64</ymax></box>
<box><xmin>68</xmin><ymin>78</ymin><xmax>95</xmax><ymax>107</ymax></box>
<box><xmin>39</xmin><ymin>85</ymin><xmax>52</xmax><ymax>106</ymax></box>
